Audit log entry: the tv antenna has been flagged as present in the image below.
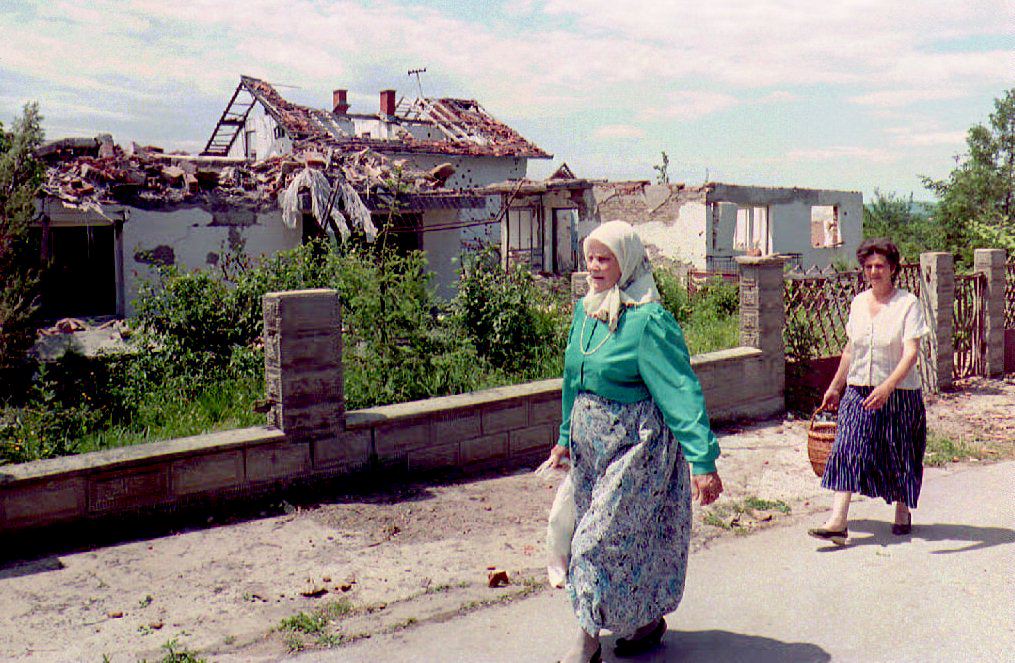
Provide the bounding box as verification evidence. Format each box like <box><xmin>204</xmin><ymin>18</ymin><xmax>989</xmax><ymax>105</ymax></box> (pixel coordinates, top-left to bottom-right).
<box><xmin>408</xmin><ymin>67</ymin><xmax>427</xmax><ymax>97</ymax></box>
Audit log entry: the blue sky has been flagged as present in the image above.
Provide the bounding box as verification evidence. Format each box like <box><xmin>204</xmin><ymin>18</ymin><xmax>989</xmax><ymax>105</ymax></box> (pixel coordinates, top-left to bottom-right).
<box><xmin>1</xmin><ymin>0</ymin><xmax>1011</xmax><ymax>200</ymax></box>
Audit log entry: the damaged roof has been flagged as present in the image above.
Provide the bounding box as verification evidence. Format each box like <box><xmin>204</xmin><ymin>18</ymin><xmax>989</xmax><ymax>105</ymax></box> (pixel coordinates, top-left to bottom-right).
<box><xmin>204</xmin><ymin>76</ymin><xmax>550</xmax><ymax>159</ymax></box>
<box><xmin>39</xmin><ymin>136</ymin><xmax>484</xmax><ymax>219</ymax></box>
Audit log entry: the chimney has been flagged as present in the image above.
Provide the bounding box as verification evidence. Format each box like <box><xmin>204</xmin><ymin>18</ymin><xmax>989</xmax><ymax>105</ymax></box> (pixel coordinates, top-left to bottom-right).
<box><xmin>379</xmin><ymin>89</ymin><xmax>396</xmax><ymax>116</ymax></box>
<box><xmin>332</xmin><ymin>89</ymin><xmax>349</xmax><ymax>115</ymax></box>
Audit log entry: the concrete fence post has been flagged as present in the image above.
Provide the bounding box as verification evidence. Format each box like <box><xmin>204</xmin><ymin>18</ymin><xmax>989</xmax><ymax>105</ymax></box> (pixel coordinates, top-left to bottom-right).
<box><xmin>571</xmin><ymin>271</ymin><xmax>589</xmax><ymax>302</ymax></box>
<box><xmin>263</xmin><ymin>289</ymin><xmax>345</xmax><ymax>441</ymax></box>
<box><xmin>735</xmin><ymin>255</ymin><xmax>786</xmax><ymax>404</ymax></box>
<box><xmin>919</xmin><ymin>252</ymin><xmax>954</xmax><ymax>392</ymax></box>
<box><xmin>974</xmin><ymin>248</ymin><xmax>1007</xmax><ymax>378</ymax></box>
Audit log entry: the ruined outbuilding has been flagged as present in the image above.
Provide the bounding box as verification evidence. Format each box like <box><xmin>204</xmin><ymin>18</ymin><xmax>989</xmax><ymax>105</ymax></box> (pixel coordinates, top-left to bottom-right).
<box><xmin>590</xmin><ymin>181</ymin><xmax>862</xmax><ymax>272</ymax></box>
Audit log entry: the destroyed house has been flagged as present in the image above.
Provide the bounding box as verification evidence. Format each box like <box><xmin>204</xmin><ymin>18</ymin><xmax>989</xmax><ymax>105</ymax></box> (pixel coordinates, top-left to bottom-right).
<box><xmin>201</xmin><ymin>76</ymin><xmax>553</xmax><ymax>293</ymax></box>
<box><xmin>32</xmin><ymin>77</ymin><xmax>553</xmax><ymax>318</ymax></box>
<box><xmin>591</xmin><ymin>181</ymin><xmax>863</xmax><ymax>273</ymax></box>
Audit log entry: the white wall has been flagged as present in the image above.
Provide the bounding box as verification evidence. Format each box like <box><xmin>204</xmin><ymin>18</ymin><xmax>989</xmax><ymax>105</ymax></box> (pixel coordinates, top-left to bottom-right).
<box><xmin>420</xmin><ymin>208</ymin><xmax>464</xmax><ymax>300</ymax></box>
<box><xmin>227</xmin><ymin>104</ymin><xmax>292</xmax><ymax>160</ymax></box>
<box><xmin>123</xmin><ymin>207</ymin><xmax>301</xmax><ymax>315</ymax></box>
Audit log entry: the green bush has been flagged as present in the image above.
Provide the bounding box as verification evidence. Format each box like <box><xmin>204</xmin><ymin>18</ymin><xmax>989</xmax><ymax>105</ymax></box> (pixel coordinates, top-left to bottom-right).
<box><xmin>654</xmin><ymin>268</ymin><xmax>692</xmax><ymax>323</ymax></box>
<box><xmin>452</xmin><ymin>248</ymin><xmax>543</xmax><ymax>371</ymax></box>
<box><xmin>1</xmin><ymin>242</ymin><xmax>743</xmax><ymax>464</ymax></box>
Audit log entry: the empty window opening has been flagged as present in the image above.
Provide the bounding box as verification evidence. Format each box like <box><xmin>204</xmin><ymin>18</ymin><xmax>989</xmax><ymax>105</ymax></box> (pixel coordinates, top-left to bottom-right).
<box><xmin>244</xmin><ymin>128</ymin><xmax>257</xmax><ymax>160</ymax></box>
<box><xmin>811</xmin><ymin>206</ymin><xmax>842</xmax><ymax>248</ymax></box>
<box><xmin>733</xmin><ymin>206</ymin><xmax>770</xmax><ymax>255</ymax></box>
<box><xmin>506</xmin><ymin>206</ymin><xmax>545</xmax><ymax>270</ymax></box>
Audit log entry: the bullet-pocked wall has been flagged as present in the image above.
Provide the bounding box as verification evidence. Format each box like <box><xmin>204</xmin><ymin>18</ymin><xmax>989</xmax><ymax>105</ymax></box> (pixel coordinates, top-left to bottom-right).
<box><xmin>124</xmin><ymin>206</ymin><xmax>302</xmax><ymax>316</ymax></box>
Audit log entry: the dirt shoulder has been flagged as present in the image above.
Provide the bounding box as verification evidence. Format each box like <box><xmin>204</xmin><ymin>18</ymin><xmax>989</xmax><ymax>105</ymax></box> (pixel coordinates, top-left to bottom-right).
<box><xmin>2</xmin><ymin>377</ymin><xmax>1012</xmax><ymax>662</ymax></box>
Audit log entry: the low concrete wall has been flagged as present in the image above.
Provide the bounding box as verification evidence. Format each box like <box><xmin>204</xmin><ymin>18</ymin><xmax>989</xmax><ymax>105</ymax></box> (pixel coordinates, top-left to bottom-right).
<box><xmin>1</xmin><ymin>271</ymin><xmax>789</xmax><ymax>536</ymax></box>
<box><xmin>0</xmin><ymin>346</ymin><xmax>781</xmax><ymax>535</ymax></box>
<box><xmin>0</xmin><ymin>427</ymin><xmax>287</xmax><ymax>533</ymax></box>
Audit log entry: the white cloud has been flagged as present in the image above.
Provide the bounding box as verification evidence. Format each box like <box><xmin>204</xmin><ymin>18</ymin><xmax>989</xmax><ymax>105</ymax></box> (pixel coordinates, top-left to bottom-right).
<box><xmin>591</xmin><ymin>124</ymin><xmax>646</xmax><ymax>139</ymax></box>
<box><xmin>756</xmin><ymin>91</ymin><xmax>799</xmax><ymax>104</ymax></box>
<box><xmin>785</xmin><ymin>146</ymin><xmax>897</xmax><ymax>163</ymax></box>
<box><xmin>639</xmin><ymin>91</ymin><xmax>739</xmax><ymax>121</ymax></box>
<box><xmin>849</xmin><ymin>89</ymin><xmax>967</xmax><ymax>108</ymax></box>
<box><xmin>886</xmin><ymin>127</ymin><xmax>968</xmax><ymax>147</ymax></box>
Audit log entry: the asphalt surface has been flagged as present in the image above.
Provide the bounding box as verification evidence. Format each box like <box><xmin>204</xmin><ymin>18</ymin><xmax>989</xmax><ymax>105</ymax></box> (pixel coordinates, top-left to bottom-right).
<box><xmin>295</xmin><ymin>461</ymin><xmax>1014</xmax><ymax>663</ymax></box>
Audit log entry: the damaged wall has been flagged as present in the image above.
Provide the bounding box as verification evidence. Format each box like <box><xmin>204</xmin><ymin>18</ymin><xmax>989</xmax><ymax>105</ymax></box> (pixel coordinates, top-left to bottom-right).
<box><xmin>399</xmin><ymin>154</ymin><xmax>525</xmax><ymax>296</ymax></box>
<box><xmin>227</xmin><ymin>102</ymin><xmax>293</xmax><ymax>161</ymax></box>
<box><xmin>589</xmin><ymin>182</ymin><xmax>862</xmax><ymax>271</ymax></box>
<box><xmin>123</xmin><ymin>206</ymin><xmax>301</xmax><ymax>315</ymax></box>
<box><xmin>592</xmin><ymin>183</ymin><xmax>709</xmax><ymax>267</ymax></box>
<box><xmin>419</xmin><ymin>209</ymin><xmax>461</xmax><ymax>300</ymax></box>
<box><xmin>706</xmin><ymin>184</ymin><xmax>862</xmax><ymax>270</ymax></box>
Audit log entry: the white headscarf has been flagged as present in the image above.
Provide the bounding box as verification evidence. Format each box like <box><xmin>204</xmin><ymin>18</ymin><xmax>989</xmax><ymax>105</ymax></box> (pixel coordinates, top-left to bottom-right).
<box><xmin>582</xmin><ymin>220</ymin><xmax>661</xmax><ymax>331</ymax></box>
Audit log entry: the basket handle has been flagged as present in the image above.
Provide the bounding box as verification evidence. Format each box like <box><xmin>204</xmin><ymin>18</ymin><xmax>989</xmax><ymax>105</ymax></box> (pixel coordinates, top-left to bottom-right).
<box><xmin>809</xmin><ymin>406</ymin><xmax>833</xmax><ymax>431</ymax></box>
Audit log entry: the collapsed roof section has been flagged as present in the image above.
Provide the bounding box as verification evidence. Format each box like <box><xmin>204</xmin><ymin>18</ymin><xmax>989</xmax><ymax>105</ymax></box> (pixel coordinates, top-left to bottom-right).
<box><xmin>39</xmin><ymin>137</ymin><xmax>485</xmax><ymax>230</ymax></box>
<box><xmin>203</xmin><ymin>76</ymin><xmax>551</xmax><ymax>159</ymax></box>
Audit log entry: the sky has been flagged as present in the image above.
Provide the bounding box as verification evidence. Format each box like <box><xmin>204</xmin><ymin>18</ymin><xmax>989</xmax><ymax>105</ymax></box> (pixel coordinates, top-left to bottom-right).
<box><xmin>1</xmin><ymin>0</ymin><xmax>1012</xmax><ymax>200</ymax></box>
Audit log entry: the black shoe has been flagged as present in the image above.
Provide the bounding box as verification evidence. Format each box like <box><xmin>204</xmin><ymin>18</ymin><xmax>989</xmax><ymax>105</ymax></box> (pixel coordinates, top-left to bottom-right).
<box><xmin>892</xmin><ymin>514</ymin><xmax>912</xmax><ymax>535</ymax></box>
<box><xmin>807</xmin><ymin>527</ymin><xmax>848</xmax><ymax>545</ymax></box>
<box><xmin>614</xmin><ymin>617</ymin><xmax>666</xmax><ymax>657</ymax></box>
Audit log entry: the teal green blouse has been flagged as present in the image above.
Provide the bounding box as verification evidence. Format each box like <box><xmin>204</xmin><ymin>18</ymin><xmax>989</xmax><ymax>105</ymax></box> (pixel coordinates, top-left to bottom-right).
<box><xmin>557</xmin><ymin>302</ymin><xmax>720</xmax><ymax>475</ymax></box>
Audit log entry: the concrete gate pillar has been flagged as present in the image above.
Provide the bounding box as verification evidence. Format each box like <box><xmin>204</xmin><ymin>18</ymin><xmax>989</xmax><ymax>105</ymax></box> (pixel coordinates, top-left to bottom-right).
<box><xmin>262</xmin><ymin>289</ymin><xmax>345</xmax><ymax>442</ymax></box>
<box><xmin>974</xmin><ymin>248</ymin><xmax>1008</xmax><ymax>378</ymax></box>
<box><xmin>735</xmin><ymin>255</ymin><xmax>787</xmax><ymax>404</ymax></box>
<box><xmin>920</xmin><ymin>252</ymin><xmax>955</xmax><ymax>392</ymax></box>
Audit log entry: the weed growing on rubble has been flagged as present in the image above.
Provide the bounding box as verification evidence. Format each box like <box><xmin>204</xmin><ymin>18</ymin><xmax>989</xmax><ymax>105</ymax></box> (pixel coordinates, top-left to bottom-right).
<box><xmin>137</xmin><ymin>638</ymin><xmax>206</xmax><ymax>663</ymax></box>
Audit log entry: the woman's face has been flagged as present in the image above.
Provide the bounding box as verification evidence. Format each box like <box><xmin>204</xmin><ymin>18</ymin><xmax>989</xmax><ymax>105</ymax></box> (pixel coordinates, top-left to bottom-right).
<box><xmin>862</xmin><ymin>253</ymin><xmax>895</xmax><ymax>287</ymax></box>
<box><xmin>585</xmin><ymin>239</ymin><xmax>622</xmax><ymax>293</ymax></box>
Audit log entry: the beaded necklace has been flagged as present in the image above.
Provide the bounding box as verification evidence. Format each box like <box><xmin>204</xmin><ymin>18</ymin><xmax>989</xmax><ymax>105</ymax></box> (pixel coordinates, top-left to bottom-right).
<box><xmin>579</xmin><ymin>314</ymin><xmax>612</xmax><ymax>356</ymax></box>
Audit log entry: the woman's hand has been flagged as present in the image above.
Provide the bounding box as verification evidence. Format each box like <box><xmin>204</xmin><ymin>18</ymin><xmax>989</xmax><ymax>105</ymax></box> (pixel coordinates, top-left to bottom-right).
<box><xmin>692</xmin><ymin>472</ymin><xmax>723</xmax><ymax>506</ymax></box>
<box><xmin>547</xmin><ymin>444</ymin><xmax>571</xmax><ymax>469</ymax></box>
<box><xmin>820</xmin><ymin>386</ymin><xmax>841</xmax><ymax>410</ymax></box>
<box><xmin>862</xmin><ymin>382</ymin><xmax>895</xmax><ymax>411</ymax></box>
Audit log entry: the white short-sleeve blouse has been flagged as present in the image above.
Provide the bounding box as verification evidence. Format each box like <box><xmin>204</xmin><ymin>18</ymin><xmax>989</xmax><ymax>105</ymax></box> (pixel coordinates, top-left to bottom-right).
<box><xmin>846</xmin><ymin>289</ymin><xmax>929</xmax><ymax>390</ymax></box>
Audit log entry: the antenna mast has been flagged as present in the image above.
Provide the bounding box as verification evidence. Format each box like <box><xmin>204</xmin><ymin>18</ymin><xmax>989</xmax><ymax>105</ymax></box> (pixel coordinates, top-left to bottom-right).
<box><xmin>408</xmin><ymin>67</ymin><xmax>427</xmax><ymax>97</ymax></box>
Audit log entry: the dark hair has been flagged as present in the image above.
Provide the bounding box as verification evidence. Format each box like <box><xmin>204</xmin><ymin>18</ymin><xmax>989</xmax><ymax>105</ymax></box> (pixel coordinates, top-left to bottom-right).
<box><xmin>856</xmin><ymin>238</ymin><xmax>901</xmax><ymax>281</ymax></box>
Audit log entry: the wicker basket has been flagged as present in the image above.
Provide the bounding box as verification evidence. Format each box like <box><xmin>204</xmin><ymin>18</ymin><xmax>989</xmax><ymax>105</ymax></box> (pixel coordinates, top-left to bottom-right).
<box><xmin>807</xmin><ymin>408</ymin><xmax>837</xmax><ymax>477</ymax></box>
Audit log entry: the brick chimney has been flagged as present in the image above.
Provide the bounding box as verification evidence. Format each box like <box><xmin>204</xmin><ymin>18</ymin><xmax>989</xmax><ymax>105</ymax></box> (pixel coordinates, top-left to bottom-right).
<box><xmin>332</xmin><ymin>89</ymin><xmax>349</xmax><ymax>115</ymax></box>
<box><xmin>379</xmin><ymin>89</ymin><xmax>396</xmax><ymax>116</ymax></box>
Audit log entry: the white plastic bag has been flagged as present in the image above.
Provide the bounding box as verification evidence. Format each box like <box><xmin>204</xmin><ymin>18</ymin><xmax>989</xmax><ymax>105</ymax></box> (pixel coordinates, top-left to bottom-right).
<box><xmin>536</xmin><ymin>459</ymin><xmax>576</xmax><ymax>588</ymax></box>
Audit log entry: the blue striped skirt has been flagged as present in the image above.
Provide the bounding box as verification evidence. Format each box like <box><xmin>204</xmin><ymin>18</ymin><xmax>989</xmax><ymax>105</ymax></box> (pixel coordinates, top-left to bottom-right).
<box><xmin>821</xmin><ymin>385</ymin><xmax>926</xmax><ymax>508</ymax></box>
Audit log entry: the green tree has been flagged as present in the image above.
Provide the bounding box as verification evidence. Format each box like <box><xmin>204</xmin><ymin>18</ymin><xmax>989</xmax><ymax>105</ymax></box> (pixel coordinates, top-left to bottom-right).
<box><xmin>0</xmin><ymin>102</ymin><xmax>45</xmax><ymax>377</ymax></box>
<box><xmin>863</xmin><ymin>189</ymin><xmax>943</xmax><ymax>262</ymax></box>
<box><xmin>921</xmin><ymin>88</ymin><xmax>1015</xmax><ymax>264</ymax></box>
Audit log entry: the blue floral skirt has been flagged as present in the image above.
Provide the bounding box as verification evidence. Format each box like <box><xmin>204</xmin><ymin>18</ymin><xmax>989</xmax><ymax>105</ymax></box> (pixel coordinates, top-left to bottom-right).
<box><xmin>821</xmin><ymin>385</ymin><xmax>926</xmax><ymax>508</ymax></box>
<box><xmin>567</xmin><ymin>392</ymin><xmax>692</xmax><ymax>637</ymax></box>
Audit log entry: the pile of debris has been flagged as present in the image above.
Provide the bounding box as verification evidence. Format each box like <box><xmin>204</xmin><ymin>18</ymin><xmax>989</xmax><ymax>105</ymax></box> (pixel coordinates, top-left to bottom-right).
<box><xmin>39</xmin><ymin>135</ymin><xmax>460</xmax><ymax>219</ymax></box>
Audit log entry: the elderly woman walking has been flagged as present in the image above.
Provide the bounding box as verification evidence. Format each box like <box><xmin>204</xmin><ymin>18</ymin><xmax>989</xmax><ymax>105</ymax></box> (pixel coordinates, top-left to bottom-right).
<box><xmin>809</xmin><ymin>238</ymin><xmax>930</xmax><ymax>545</ymax></box>
<box><xmin>546</xmin><ymin>221</ymin><xmax>723</xmax><ymax>662</ymax></box>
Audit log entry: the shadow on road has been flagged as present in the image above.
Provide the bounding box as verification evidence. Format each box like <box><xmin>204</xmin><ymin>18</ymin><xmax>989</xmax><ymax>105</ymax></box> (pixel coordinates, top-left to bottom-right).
<box><xmin>818</xmin><ymin>518</ymin><xmax>1014</xmax><ymax>554</ymax></box>
<box><xmin>0</xmin><ymin>556</ymin><xmax>65</xmax><ymax>581</ymax></box>
<box><xmin>612</xmin><ymin>629</ymin><xmax>830</xmax><ymax>662</ymax></box>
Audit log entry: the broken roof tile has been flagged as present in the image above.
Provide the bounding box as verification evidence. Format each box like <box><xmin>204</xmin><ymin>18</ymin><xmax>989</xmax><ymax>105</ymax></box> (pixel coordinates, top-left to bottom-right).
<box><xmin>203</xmin><ymin>76</ymin><xmax>550</xmax><ymax>160</ymax></box>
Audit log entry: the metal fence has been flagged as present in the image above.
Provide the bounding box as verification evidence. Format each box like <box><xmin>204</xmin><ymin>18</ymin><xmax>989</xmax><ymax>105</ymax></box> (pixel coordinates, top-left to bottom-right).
<box><xmin>953</xmin><ymin>272</ymin><xmax>987</xmax><ymax>380</ymax></box>
<box><xmin>783</xmin><ymin>264</ymin><xmax>922</xmax><ymax>358</ymax></box>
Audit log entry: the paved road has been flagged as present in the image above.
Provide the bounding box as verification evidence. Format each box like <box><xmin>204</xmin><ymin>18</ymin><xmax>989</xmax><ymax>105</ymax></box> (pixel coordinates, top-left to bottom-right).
<box><xmin>297</xmin><ymin>462</ymin><xmax>1014</xmax><ymax>662</ymax></box>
